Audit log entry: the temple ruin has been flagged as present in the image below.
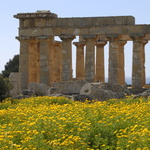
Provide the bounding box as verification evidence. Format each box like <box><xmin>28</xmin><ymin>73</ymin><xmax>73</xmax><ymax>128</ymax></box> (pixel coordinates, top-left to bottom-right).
<box><xmin>14</xmin><ymin>10</ymin><xmax>150</xmax><ymax>92</ymax></box>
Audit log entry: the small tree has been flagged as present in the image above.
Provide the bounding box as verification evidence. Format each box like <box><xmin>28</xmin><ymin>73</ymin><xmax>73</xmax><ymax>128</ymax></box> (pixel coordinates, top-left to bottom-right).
<box><xmin>2</xmin><ymin>54</ymin><xmax>19</xmax><ymax>78</ymax></box>
<box><xmin>0</xmin><ymin>74</ymin><xmax>12</xmax><ymax>102</ymax></box>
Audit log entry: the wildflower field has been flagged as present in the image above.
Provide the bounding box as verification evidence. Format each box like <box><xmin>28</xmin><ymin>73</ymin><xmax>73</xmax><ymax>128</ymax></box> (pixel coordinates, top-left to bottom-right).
<box><xmin>0</xmin><ymin>96</ymin><xmax>150</xmax><ymax>150</ymax></box>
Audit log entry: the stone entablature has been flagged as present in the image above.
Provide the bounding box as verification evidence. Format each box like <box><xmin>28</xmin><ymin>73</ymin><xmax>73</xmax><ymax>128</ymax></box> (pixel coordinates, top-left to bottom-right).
<box><xmin>14</xmin><ymin>11</ymin><xmax>150</xmax><ymax>91</ymax></box>
<box><xmin>14</xmin><ymin>11</ymin><xmax>134</xmax><ymax>28</ymax></box>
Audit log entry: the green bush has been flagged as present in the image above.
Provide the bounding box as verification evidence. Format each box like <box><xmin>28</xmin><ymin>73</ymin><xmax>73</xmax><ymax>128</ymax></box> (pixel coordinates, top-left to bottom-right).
<box><xmin>2</xmin><ymin>54</ymin><xmax>19</xmax><ymax>78</ymax></box>
<box><xmin>0</xmin><ymin>74</ymin><xmax>12</xmax><ymax>102</ymax></box>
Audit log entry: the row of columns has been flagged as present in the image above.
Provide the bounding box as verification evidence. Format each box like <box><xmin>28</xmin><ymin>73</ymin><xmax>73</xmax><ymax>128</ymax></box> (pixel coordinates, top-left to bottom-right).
<box><xmin>18</xmin><ymin>34</ymin><xmax>148</xmax><ymax>91</ymax></box>
<box><xmin>18</xmin><ymin>36</ymin><xmax>62</xmax><ymax>91</ymax></box>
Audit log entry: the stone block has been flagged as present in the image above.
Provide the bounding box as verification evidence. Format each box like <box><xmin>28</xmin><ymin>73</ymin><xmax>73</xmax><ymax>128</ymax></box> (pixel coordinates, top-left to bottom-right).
<box><xmin>9</xmin><ymin>72</ymin><xmax>20</xmax><ymax>98</ymax></box>
<box><xmin>28</xmin><ymin>82</ymin><xmax>50</xmax><ymax>96</ymax></box>
<box><xmin>48</xmin><ymin>80</ymin><xmax>88</xmax><ymax>95</ymax></box>
<box><xmin>80</xmin><ymin>82</ymin><xmax>130</xmax><ymax>101</ymax></box>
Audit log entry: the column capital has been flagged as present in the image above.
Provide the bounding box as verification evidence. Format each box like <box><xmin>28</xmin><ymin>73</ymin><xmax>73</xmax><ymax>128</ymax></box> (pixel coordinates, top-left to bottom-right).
<box><xmin>16</xmin><ymin>36</ymin><xmax>32</xmax><ymax>41</ymax></box>
<box><xmin>106</xmin><ymin>34</ymin><xmax>120</xmax><ymax>40</ymax></box>
<box><xmin>59</xmin><ymin>34</ymin><xmax>75</xmax><ymax>41</ymax></box>
<box><xmin>129</xmin><ymin>33</ymin><xmax>145</xmax><ymax>41</ymax></box>
<box><xmin>118</xmin><ymin>40</ymin><xmax>127</xmax><ymax>46</ymax></box>
<box><xmin>37</xmin><ymin>35</ymin><xmax>53</xmax><ymax>41</ymax></box>
<box><xmin>53</xmin><ymin>41</ymin><xmax>62</xmax><ymax>47</ymax></box>
<box><xmin>96</xmin><ymin>41</ymin><xmax>107</xmax><ymax>47</ymax></box>
<box><xmin>82</xmin><ymin>34</ymin><xmax>98</xmax><ymax>40</ymax></box>
<box><xmin>142</xmin><ymin>40</ymin><xmax>148</xmax><ymax>46</ymax></box>
<box><xmin>73</xmin><ymin>41</ymin><xmax>86</xmax><ymax>47</ymax></box>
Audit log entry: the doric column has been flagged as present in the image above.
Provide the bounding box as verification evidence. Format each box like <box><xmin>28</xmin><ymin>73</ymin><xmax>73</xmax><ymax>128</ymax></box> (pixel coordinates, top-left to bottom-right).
<box><xmin>118</xmin><ymin>40</ymin><xmax>127</xmax><ymax>85</ymax></box>
<box><xmin>107</xmin><ymin>35</ymin><xmax>120</xmax><ymax>84</ymax></box>
<box><xmin>38</xmin><ymin>36</ymin><xmax>53</xmax><ymax>85</ymax></box>
<box><xmin>59</xmin><ymin>35</ymin><xmax>75</xmax><ymax>81</ymax></box>
<box><xmin>73</xmin><ymin>41</ymin><xmax>85</xmax><ymax>80</ymax></box>
<box><xmin>52</xmin><ymin>41</ymin><xmax>62</xmax><ymax>82</ymax></box>
<box><xmin>142</xmin><ymin>40</ymin><xmax>148</xmax><ymax>86</ymax></box>
<box><xmin>95</xmin><ymin>41</ymin><xmax>107</xmax><ymax>82</ymax></box>
<box><xmin>28</xmin><ymin>39</ymin><xmax>39</xmax><ymax>83</ymax></box>
<box><xmin>130</xmin><ymin>35</ymin><xmax>144</xmax><ymax>88</ymax></box>
<box><xmin>83</xmin><ymin>35</ymin><xmax>97</xmax><ymax>82</ymax></box>
<box><xmin>17</xmin><ymin>37</ymin><xmax>30</xmax><ymax>91</ymax></box>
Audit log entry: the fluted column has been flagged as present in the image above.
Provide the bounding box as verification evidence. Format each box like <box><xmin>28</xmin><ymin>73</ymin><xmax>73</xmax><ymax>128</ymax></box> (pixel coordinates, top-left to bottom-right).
<box><xmin>142</xmin><ymin>40</ymin><xmax>148</xmax><ymax>86</ymax></box>
<box><xmin>52</xmin><ymin>41</ymin><xmax>62</xmax><ymax>82</ymax></box>
<box><xmin>29</xmin><ymin>39</ymin><xmax>39</xmax><ymax>83</ymax></box>
<box><xmin>118</xmin><ymin>40</ymin><xmax>127</xmax><ymax>85</ymax></box>
<box><xmin>95</xmin><ymin>41</ymin><xmax>107</xmax><ymax>82</ymax></box>
<box><xmin>131</xmin><ymin>35</ymin><xmax>144</xmax><ymax>88</ymax></box>
<box><xmin>107</xmin><ymin>35</ymin><xmax>120</xmax><ymax>84</ymax></box>
<box><xmin>38</xmin><ymin>36</ymin><xmax>53</xmax><ymax>85</ymax></box>
<box><xmin>83</xmin><ymin>35</ymin><xmax>97</xmax><ymax>82</ymax></box>
<box><xmin>73</xmin><ymin>41</ymin><xmax>85</xmax><ymax>80</ymax></box>
<box><xmin>17</xmin><ymin>37</ymin><xmax>30</xmax><ymax>91</ymax></box>
<box><xmin>59</xmin><ymin>35</ymin><xmax>75</xmax><ymax>81</ymax></box>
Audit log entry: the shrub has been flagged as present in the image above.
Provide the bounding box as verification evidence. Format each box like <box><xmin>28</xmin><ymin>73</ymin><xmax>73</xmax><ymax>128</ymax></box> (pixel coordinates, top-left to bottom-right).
<box><xmin>0</xmin><ymin>74</ymin><xmax>12</xmax><ymax>101</ymax></box>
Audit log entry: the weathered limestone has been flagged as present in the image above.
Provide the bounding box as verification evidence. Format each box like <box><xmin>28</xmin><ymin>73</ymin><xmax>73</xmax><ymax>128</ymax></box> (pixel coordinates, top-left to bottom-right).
<box><xmin>9</xmin><ymin>72</ymin><xmax>20</xmax><ymax>97</ymax></box>
<box><xmin>52</xmin><ymin>41</ymin><xmax>62</xmax><ymax>82</ymax></box>
<box><xmin>28</xmin><ymin>82</ymin><xmax>50</xmax><ymax>96</ymax></box>
<box><xmin>29</xmin><ymin>39</ymin><xmax>39</xmax><ymax>83</ymax></box>
<box><xmin>14</xmin><ymin>11</ymin><xmax>150</xmax><ymax>92</ymax></box>
<box><xmin>59</xmin><ymin>35</ymin><xmax>75</xmax><ymax>81</ymax></box>
<box><xmin>83</xmin><ymin>35</ymin><xmax>97</xmax><ymax>82</ymax></box>
<box><xmin>80</xmin><ymin>82</ymin><xmax>130</xmax><ymax>101</ymax></box>
<box><xmin>38</xmin><ymin>36</ymin><xmax>53</xmax><ymax>85</ymax></box>
<box><xmin>118</xmin><ymin>40</ymin><xmax>127</xmax><ymax>85</ymax></box>
<box><xmin>17</xmin><ymin>37</ymin><xmax>30</xmax><ymax>91</ymax></box>
<box><xmin>47</xmin><ymin>80</ymin><xmax>88</xmax><ymax>95</ymax></box>
<box><xmin>95</xmin><ymin>41</ymin><xmax>107</xmax><ymax>82</ymax></box>
<box><xmin>73</xmin><ymin>41</ymin><xmax>85</xmax><ymax>80</ymax></box>
<box><xmin>107</xmin><ymin>35</ymin><xmax>120</xmax><ymax>84</ymax></box>
<box><xmin>131</xmin><ymin>35</ymin><xmax>144</xmax><ymax>88</ymax></box>
<box><xmin>142</xmin><ymin>40</ymin><xmax>148</xmax><ymax>87</ymax></box>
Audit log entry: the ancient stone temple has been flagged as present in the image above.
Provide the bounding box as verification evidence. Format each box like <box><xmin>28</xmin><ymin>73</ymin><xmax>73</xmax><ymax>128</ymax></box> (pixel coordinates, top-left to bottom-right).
<box><xmin>14</xmin><ymin>10</ymin><xmax>150</xmax><ymax>91</ymax></box>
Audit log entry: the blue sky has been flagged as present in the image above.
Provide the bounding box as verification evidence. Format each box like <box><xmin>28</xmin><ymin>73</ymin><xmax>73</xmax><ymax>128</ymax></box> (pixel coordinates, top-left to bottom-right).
<box><xmin>1</xmin><ymin>0</ymin><xmax>150</xmax><ymax>83</ymax></box>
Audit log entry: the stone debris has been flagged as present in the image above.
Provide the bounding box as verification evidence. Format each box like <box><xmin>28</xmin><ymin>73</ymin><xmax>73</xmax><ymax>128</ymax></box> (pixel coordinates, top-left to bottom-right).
<box><xmin>72</xmin><ymin>94</ymin><xmax>93</xmax><ymax>102</ymax></box>
<box><xmin>133</xmin><ymin>89</ymin><xmax>150</xmax><ymax>99</ymax></box>
<box><xmin>47</xmin><ymin>80</ymin><xmax>88</xmax><ymax>95</ymax></box>
<box><xmin>28</xmin><ymin>82</ymin><xmax>50</xmax><ymax>96</ymax></box>
<box><xmin>80</xmin><ymin>82</ymin><xmax>131</xmax><ymax>101</ymax></box>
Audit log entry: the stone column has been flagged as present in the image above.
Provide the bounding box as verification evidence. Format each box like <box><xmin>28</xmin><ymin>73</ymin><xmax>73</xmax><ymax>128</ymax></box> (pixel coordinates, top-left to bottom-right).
<box><xmin>52</xmin><ymin>41</ymin><xmax>62</xmax><ymax>82</ymax></box>
<box><xmin>131</xmin><ymin>35</ymin><xmax>144</xmax><ymax>88</ymax></box>
<box><xmin>38</xmin><ymin>36</ymin><xmax>53</xmax><ymax>85</ymax></box>
<box><xmin>28</xmin><ymin>39</ymin><xmax>39</xmax><ymax>83</ymax></box>
<box><xmin>95</xmin><ymin>41</ymin><xmax>107</xmax><ymax>82</ymax></box>
<box><xmin>83</xmin><ymin>35</ymin><xmax>97</xmax><ymax>82</ymax></box>
<box><xmin>107</xmin><ymin>35</ymin><xmax>120</xmax><ymax>84</ymax></box>
<box><xmin>142</xmin><ymin>40</ymin><xmax>148</xmax><ymax>86</ymax></box>
<box><xmin>118</xmin><ymin>40</ymin><xmax>127</xmax><ymax>85</ymax></box>
<box><xmin>59</xmin><ymin>35</ymin><xmax>75</xmax><ymax>81</ymax></box>
<box><xmin>73</xmin><ymin>41</ymin><xmax>85</xmax><ymax>80</ymax></box>
<box><xmin>17</xmin><ymin>37</ymin><xmax>30</xmax><ymax>91</ymax></box>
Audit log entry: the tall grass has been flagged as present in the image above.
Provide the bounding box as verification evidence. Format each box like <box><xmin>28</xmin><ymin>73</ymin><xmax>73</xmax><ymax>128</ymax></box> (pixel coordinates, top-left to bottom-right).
<box><xmin>0</xmin><ymin>96</ymin><xmax>150</xmax><ymax>149</ymax></box>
